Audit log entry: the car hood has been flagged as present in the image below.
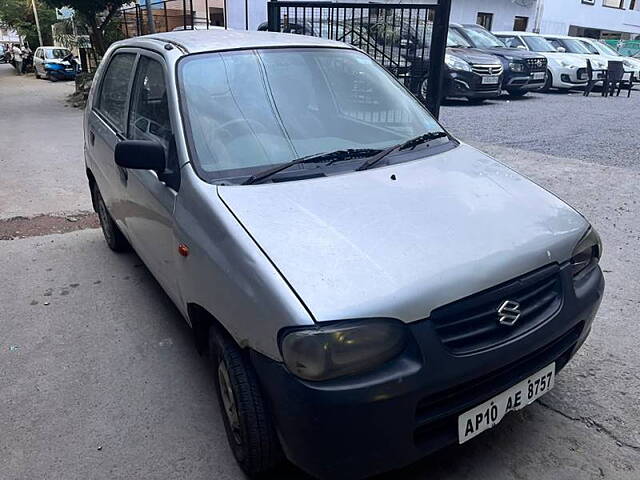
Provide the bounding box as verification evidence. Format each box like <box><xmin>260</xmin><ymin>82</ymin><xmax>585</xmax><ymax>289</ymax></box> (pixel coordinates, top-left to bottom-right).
<box><xmin>218</xmin><ymin>144</ymin><xmax>588</xmax><ymax>324</ymax></box>
<box><xmin>539</xmin><ymin>51</ymin><xmax>587</xmax><ymax>66</ymax></box>
<box><xmin>447</xmin><ymin>47</ymin><xmax>502</xmax><ymax>64</ymax></box>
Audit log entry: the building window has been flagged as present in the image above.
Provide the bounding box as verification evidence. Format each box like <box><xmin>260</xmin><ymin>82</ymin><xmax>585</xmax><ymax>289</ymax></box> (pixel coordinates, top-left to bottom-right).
<box><xmin>476</xmin><ymin>12</ymin><xmax>493</xmax><ymax>31</ymax></box>
<box><xmin>513</xmin><ymin>16</ymin><xmax>529</xmax><ymax>31</ymax></box>
<box><xmin>602</xmin><ymin>0</ymin><xmax>624</xmax><ymax>8</ymax></box>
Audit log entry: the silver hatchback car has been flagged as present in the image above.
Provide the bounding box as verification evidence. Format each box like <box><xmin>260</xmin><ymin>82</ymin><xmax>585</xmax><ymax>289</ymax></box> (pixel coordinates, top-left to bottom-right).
<box><xmin>84</xmin><ymin>30</ymin><xmax>604</xmax><ymax>479</ymax></box>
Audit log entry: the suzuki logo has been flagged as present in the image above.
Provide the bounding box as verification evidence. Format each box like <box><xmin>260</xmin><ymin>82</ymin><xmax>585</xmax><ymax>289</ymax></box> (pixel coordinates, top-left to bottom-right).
<box><xmin>536</xmin><ymin>59</ymin><xmax>544</xmax><ymax>67</ymax></box>
<box><xmin>497</xmin><ymin>300</ymin><xmax>521</xmax><ymax>326</ymax></box>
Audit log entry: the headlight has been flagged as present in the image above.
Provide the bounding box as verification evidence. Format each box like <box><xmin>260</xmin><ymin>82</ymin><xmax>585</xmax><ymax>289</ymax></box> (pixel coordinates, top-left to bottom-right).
<box><xmin>445</xmin><ymin>54</ymin><xmax>472</xmax><ymax>72</ymax></box>
<box><xmin>281</xmin><ymin>319</ymin><xmax>407</xmax><ymax>381</ymax></box>
<box><xmin>623</xmin><ymin>60</ymin><xmax>633</xmax><ymax>68</ymax></box>
<box><xmin>509</xmin><ymin>62</ymin><xmax>526</xmax><ymax>72</ymax></box>
<box><xmin>570</xmin><ymin>227</ymin><xmax>602</xmax><ymax>280</ymax></box>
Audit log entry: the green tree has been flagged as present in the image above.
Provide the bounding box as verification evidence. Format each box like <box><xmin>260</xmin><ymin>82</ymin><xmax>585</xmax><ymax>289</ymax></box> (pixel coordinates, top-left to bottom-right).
<box><xmin>42</xmin><ymin>0</ymin><xmax>127</xmax><ymax>56</ymax></box>
<box><xmin>0</xmin><ymin>0</ymin><xmax>57</xmax><ymax>47</ymax></box>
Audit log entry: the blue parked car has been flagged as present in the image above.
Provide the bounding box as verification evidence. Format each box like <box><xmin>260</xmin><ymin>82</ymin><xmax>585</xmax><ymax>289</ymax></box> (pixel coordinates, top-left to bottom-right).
<box><xmin>33</xmin><ymin>46</ymin><xmax>77</xmax><ymax>81</ymax></box>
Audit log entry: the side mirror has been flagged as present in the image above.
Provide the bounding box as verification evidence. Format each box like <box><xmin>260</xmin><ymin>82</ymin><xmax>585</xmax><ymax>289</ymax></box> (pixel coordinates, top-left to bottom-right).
<box><xmin>556</xmin><ymin>46</ymin><xmax>566</xmax><ymax>53</ymax></box>
<box><xmin>516</xmin><ymin>45</ymin><xmax>526</xmax><ymax>50</ymax></box>
<box><xmin>115</xmin><ymin>140</ymin><xmax>165</xmax><ymax>173</ymax></box>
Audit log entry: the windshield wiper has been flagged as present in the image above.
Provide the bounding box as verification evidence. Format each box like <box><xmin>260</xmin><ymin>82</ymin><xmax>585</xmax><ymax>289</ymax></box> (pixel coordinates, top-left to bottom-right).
<box><xmin>356</xmin><ymin>131</ymin><xmax>449</xmax><ymax>171</ymax></box>
<box><xmin>242</xmin><ymin>148</ymin><xmax>383</xmax><ymax>185</ymax></box>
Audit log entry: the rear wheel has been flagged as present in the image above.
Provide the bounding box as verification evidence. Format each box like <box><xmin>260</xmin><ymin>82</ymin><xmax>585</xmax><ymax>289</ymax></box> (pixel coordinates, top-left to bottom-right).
<box><xmin>91</xmin><ymin>183</ymin><xmax>130</xmax><ymax>252</ymax></box>
<box><xmin>541</xmin><ymin>70</ymin><xmax>553</xmax><ymax>92</ymax></box>
<box><xmin>210</xmin><ymin>328</ymin><xmax>283</xmax><ymax>476</ymax></box>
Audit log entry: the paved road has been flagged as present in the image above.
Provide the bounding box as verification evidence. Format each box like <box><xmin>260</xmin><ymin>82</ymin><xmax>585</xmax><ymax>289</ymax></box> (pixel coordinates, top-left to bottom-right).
<box><xmin>0</xmin><ymin>64</ymin><xmax>90</xmax><ymax>220</ymax></box>
<box><xmin>1</xmin><ymin>66</ymin><xmax>639</xmax><ymax>480</ymax></box>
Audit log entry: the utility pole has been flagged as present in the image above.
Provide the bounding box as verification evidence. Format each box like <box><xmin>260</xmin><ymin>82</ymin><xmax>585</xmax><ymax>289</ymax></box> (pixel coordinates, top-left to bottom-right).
<box><xmin>533</xmin><ymin>0</ymin><xmax>544</xmax><ymax>34</ymax></box>
<box><xmin>144</xmin><ymin>0</ymin><xmax>156</xmax><ymax>34</ymax></box>
<box><xmin>245</xmin><ymin>0</ymin><xmax>249</xmax><ymax>30</ymax></box>
<box><xmin>31</xmin><ymin>0</ymin><xmax>43</xmax><ymax>46</ymax></box>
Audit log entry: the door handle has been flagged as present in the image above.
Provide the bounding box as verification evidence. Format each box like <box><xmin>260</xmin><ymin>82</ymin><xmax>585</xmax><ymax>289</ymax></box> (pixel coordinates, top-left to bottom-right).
<box><xmin>89</xmin><ymin>130</ymin><xmax>95</xmax><ymax>146</ymax></box>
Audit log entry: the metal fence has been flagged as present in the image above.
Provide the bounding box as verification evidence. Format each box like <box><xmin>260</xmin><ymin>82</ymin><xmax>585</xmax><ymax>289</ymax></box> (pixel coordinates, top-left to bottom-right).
<box><xmin>115</xmin><ymin>0</ymin><xmax>215</xmax><ymax>38</ymax></box>
<box><xmin>266</xmin><ymin>1</ymin><xmax>451</xmax><ymax>117</ymax></box>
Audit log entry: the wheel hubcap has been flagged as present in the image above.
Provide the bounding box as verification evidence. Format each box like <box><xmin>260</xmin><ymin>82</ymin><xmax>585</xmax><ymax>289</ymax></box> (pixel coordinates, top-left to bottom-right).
<box><xmin>218</xmin><ymin>361</ymin><xmax>242</xmax><ymax>445</ymax></box>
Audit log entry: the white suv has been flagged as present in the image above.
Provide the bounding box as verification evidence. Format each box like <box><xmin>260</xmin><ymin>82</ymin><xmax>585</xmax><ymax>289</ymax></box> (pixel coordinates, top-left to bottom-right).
<box><xmin>494</xmin><ymin>31</ymin><xmax>588</xmax><ymax>92</ymax></box>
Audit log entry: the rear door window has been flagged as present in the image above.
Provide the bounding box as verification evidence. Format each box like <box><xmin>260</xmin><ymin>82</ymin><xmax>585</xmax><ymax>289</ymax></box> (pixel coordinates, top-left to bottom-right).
<box><xmin>97</xmin><ymin>53</ymin><xmax>137</xmax><ymax>132</ymax></box>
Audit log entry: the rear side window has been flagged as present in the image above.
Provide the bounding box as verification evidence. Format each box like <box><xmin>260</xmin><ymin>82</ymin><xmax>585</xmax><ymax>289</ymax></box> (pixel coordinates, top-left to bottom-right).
<box><xmin>97</xmin><ymin>53</ymin><xmax>136</xmax><ymax>132</ymax></box>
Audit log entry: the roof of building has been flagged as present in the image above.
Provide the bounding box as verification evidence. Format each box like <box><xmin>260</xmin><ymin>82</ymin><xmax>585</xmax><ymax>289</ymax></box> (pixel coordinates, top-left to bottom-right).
<box><xmin>132</xmin><ymin>29</ymin><xmax>353</xmax><ymax>54</ymax></box>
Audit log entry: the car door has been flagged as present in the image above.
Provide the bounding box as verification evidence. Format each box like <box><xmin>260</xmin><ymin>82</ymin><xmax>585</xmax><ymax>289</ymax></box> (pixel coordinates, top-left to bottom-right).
<box><xmin>122</xmin><ymin>51</ymin><xmax>181</xmax><ymax>303</ymax></box>
<box><xmin>87</xmin><ymin>50</ymin><xmax>138</xmax><ymax>232</ymax></box>
<box><xmin>34</xmin><ymin>48</ymin><xmax>43</xmax><ymax>74</ymax></box>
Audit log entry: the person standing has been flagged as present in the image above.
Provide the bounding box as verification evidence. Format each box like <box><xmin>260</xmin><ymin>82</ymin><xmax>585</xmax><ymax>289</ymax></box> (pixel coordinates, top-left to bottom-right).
<box><xmin>12</xmin><ymin>44</ymin><xmax>23</xmax><ymax>75</ymax></box>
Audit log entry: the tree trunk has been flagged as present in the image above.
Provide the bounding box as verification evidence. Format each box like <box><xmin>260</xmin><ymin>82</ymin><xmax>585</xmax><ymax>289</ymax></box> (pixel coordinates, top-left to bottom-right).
<box><xmin>87</xmin><ymin>15</ymin><xmax>106</xmax><ymax>57</ymax></box>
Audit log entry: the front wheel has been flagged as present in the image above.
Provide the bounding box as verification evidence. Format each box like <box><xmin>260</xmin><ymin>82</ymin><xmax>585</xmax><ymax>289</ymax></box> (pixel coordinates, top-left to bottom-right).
<box><xmin>210</xmin><ymin>329</ymin><xmax>283</xmax><ymax>476</ymax></box>
<box><xmin>541</xmin><ymin>70</ymin><xmax>553</xmax><ymax>92</ymax></box>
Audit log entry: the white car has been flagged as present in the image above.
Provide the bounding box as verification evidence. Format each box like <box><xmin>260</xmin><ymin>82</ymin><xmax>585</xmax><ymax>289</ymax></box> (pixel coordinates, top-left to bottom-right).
<box><xmin>494</xmin><ymin>31</ymin><xmax>589</xmax><ymax>91</ymax></box>
<box><xmin>578</xmin><ymin>37</ymin><xmax>640</xmax><ymax>82</ymax></box>
<box><xmin>543</xmin><ymin>34</ymin><xmax>608</xmax><ymax>73</ymax></box>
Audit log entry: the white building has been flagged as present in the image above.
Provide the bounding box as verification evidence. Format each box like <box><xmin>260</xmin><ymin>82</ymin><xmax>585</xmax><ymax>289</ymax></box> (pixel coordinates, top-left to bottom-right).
<box><xmin>174</xmin><ymin>0</ymin><xmax>640</xmax><ymax>39</ymax></box>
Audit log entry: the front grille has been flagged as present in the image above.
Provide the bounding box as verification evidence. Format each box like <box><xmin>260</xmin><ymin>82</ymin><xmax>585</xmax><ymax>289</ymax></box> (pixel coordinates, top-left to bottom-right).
<box><xmin>413</xmin><ymin>321</ymin><xmax>583</xmax><ymax>447</ymax></box>
<box><xmin>526</xmin><ymin>57</ymin><xmax>547</xmax><ymax>72</ymax></box>
<box><xmin>430</xmin><ymin>264</ymin><xmax>562</xmax><ymax>354</ymax></box>
<box><xmin>471</xmin><ymin>64</ymin><xmax>503</xmax><ymax>76</ymax></box>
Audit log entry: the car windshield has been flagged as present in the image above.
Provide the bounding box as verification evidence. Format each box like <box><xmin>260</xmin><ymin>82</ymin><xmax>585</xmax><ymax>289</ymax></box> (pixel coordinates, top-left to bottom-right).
<box><xmin>45</xmin><ymin>48</ymin><xmax>70</xmax><ymax>59</ymax></box>
<box><xmin>578</xmin><ymin>40</ymin><xmax>599</xmax><ymax>54</ymax></box>
<box><xmin>555</xmin><ymin>38</ymin><xmax>591</xmax><ymax>54</ymax></box>
<box><xmin>460</xmin><ymin>27</ymin><xmax>504</xmax><ymax>48</ymax></box>
<box><xmin>179</xmin><ymin>48</ymin><xmax>445</xmax><ymax>182</ymax></box>
<box><xmin>447</xmin><ymin>28</ymin><xmax>471</xmax><ymax>48</ymax></box>
<box><xmin>595</xmin><ymin>41</ymin><xmax>621</xmax><ymax>57</ymax></box>
<box><xmin>522</xmin><ymin>36</ymin><xmax>556</xmax><ymax>52</ymax></box>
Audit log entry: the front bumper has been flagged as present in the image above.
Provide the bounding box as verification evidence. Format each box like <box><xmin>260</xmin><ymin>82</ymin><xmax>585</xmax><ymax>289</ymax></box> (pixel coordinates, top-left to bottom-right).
<box><xmin>552</xmin><ymin>65</ymin><xmax>587</xmax><ymax>89</ymax></box>
<box><xmin>444</xmin><ymin>70</ymin><xmax>502</xmax><ymax>99</ymax></box>
<box><xmin>251</xmin><ymin>263</ymin><xmax>604</xmax><ymax>480</ymax></box>
<box><xmin>504</xmin><ymin>71</ymin><xmax>547</xmax><ymax>91</ymax></box>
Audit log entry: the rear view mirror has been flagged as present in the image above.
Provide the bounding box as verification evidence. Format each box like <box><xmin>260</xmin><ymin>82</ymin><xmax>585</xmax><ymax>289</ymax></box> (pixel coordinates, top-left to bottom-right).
<box><xmin>115</xmin><ymin>140</ymin><xmax>165</xmax><ymax>173</ymax></box>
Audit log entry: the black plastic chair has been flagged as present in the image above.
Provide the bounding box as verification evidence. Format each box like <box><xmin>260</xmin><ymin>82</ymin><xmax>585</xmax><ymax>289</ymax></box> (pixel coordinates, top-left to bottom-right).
<box><xmin>603</xmin><ymin>60</ymin><xmax>632</xmax><ymax>97</ymax></box>
<box><xmin>583</xmin><ymin>59</ymin><xmax>601</xmax><ymax>97</ymax></box>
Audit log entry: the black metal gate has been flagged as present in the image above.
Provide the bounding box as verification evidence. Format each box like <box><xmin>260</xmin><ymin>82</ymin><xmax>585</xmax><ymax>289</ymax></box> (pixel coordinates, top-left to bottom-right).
<box><xmin>266</xmin><ymin>0</ymin><xmax>451</xmax><ymax>118</ymax></box>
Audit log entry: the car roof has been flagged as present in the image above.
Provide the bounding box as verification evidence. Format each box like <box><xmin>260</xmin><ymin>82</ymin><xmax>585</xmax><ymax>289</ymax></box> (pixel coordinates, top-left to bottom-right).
<box><xmin>493</xmin><ymin>31</ymin><xmax>538</xmax><ymax>37</ymax></box>
<box><xmin>542</xmin><ymin>34</ymin><xmax>574</xmax><ymax>39</ymax></box>
<box><xmin>116</xmin><ymin>29</ymin><xmax>353</xmax><ymax>54</ymax></box>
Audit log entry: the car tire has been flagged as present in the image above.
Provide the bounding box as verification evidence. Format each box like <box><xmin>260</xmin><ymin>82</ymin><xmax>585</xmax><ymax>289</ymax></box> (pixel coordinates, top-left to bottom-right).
<box><xmin>91</xmin><ymin>183</ymin><xmax>130</xmax><ymax>252</ymax></box>
<box><xmin>35</xmin><ymin>70</ymin><xmax>40</xmax><ymax>79</ymax></box>
<box><xmin>541</xmin><ymin>70</ymin><xmax>553</xmax><ymax>92</ymax></box>
<box><xmin>47</xmin><ymin>72</ymin><xmax>58</xmax><ymax>82</ymax></box>
<box><xmin>507</xmin><ymin>89</ymin><xmax>528</xmax><ymax>97</ymax></box>
<box><xmin>210</xmin><ymin>328</ymin><xmax>283</xmax><ymax>477</ymax></box>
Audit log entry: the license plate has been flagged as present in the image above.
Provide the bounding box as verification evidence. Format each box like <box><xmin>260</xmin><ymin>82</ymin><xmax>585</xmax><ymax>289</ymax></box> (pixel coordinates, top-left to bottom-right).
<box><xmin>481</xmin><ymin>76</ymin><xmax>499</xmax><ymax>84</ymax></box>
<box><xmin>532</xmin><ymin>72</ymin><xmax>545</xmax><ymax>80</ymax></box>
<box><xmin>458</xmin><ymin>363</ymin><xmax>555</xmax><ymax>444</ymax></box>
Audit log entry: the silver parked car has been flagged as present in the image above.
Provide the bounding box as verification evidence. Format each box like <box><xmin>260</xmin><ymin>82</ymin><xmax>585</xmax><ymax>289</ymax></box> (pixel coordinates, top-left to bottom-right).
<box><xmin>84</xmin><ymin>30</ymin><xmax>604</xmax><ymax>479</ymax></box>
